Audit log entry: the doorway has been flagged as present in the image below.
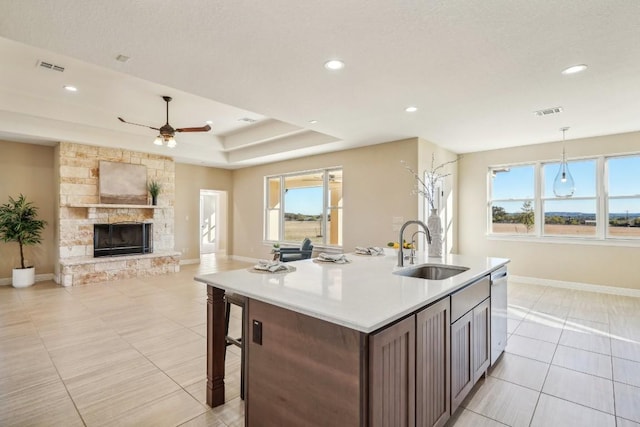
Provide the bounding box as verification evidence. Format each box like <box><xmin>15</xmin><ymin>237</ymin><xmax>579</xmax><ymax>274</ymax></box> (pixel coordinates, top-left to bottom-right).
<box><xmin>200</xmin><ymin>190</ymin><xmax>220</xmax><ymax>255</ymax></box>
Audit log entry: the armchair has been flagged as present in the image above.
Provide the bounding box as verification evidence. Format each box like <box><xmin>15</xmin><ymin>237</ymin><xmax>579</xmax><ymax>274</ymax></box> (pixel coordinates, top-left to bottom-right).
<box><xmin>279</xmin><ymin>237</ymin><xmax>314</xmax><ymax>262</ymax></box>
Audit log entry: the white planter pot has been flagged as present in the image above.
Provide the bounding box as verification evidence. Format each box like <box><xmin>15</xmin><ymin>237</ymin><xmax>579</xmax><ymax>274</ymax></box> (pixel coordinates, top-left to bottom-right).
<box><xmin>12</xmin><ymin>267</ymin><xmax>35</xmax><ymax>288</ymax></box>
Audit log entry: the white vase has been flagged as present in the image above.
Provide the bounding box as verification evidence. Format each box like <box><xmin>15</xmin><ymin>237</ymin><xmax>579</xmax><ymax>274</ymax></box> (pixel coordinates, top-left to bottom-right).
<box><xmin>427</xmin><ymin>209</ymin><xmax>443</xmax><ymax>257</ymax></box>
<box><xmin>12</xmin><ymin>267</ymin><xmax>35</xmax><ymax>288</ymax></box>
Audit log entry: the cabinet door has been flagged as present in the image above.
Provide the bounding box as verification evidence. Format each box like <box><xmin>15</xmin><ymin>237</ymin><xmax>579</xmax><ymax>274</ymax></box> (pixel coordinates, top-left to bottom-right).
<box><xmin>370</xmin><ymin>316</ymin><xmax>416</xmax><ymax>427</ymax></box>
<box><xmin>473</xmin><ymin>298</ymin><xmax>491</xmax><ymax>383</ymax></box>
<box><xmin>416</xmin><ymin>297</ymin><xmax>450</xmax><ymax>427</ymax></box>
<box><xmin>450</xmin><ymin>310</ymin><xmax>473</xmax><ymax>414</ymax></box>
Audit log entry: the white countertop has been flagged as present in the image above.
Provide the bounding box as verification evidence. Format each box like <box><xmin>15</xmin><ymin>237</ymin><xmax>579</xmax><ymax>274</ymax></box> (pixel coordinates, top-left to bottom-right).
<box><xmin>194</xmin><ymin>252</ymin><xmax>509</xmax><ymax>333</ymax></box>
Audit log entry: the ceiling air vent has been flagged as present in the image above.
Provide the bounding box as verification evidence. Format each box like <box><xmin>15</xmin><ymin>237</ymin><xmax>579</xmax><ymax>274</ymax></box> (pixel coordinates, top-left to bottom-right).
<box><xmin>533</xmin><ymin>106</ymin><xmax>563</xmax><ymax>117</ymax></box>
<box><xmin>36</xmin><ymin>60</ymin><xmax>65</xmax><ymax>72</ymax></box>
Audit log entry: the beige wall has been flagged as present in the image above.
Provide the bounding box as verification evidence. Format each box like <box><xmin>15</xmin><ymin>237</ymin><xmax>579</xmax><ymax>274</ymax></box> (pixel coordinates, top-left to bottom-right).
<box><xmin>458</xmin><ymin>131</ymin><xmax>640</xmax><ymax>290</ymax></box>
<box><xmin>174</xmin><ymin>163</ymin><xmax>233</xmax><ymax>259</ymax></box>
<box><xmin>0</xmin><ymin>140</ymin><xmax>56</xmax><ymax>278</ymax></box>
<box><xmin>1</xmin><ymin>135</ymin><xmax>460</xmax><ymax>281</ymax></box>
<box><xmin>231</xmin><ymin>138</ymin><xmax>458</xmax><ymax>260</ymax></box>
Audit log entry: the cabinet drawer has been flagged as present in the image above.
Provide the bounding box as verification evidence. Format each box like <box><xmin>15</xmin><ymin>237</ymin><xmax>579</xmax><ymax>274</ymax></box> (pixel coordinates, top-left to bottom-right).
<box><xmin>451</xmin><ymin>276</ymin><xmax>490</xmax><ymax>323</ymax></box>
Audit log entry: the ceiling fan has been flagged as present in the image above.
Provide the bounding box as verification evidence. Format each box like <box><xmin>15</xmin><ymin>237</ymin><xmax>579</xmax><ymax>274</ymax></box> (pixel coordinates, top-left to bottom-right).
<box><xmin>117</xmin><ymin>96</ymin><xmax>211</xmax><ymax>148</ymax></box>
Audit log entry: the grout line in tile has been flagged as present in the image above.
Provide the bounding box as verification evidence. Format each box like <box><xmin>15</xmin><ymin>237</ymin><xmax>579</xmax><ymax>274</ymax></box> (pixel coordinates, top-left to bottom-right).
<box><xmin>538</xmin><ymin>391</ymin><xmax>620</xmax><ymax>421</ymax></box>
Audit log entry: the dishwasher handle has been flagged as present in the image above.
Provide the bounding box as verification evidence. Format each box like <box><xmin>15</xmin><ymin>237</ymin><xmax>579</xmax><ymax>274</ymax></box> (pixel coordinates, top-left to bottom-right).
<box><xmin>491</xmin><ymin>267</ymin><xmax>508</xmax><ymax>282</ymax></box>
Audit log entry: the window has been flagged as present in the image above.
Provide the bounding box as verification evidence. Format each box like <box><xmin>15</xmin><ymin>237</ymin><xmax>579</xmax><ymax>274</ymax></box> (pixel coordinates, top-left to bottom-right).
<box><xmin>265</xmin><ymin>168</ymin><xmax>343</xmax><ymax>246</ymax></box>
<box><xmin>608</xmin><ymin>155</ymin><xmax>640</xmax><ymax>239</ymax></box>
<box><xmin>489</xmin><ymin>165</ymin><xmax>536</xmax><ymax>234</ymax></box>
<box><xmin>488</xmin><ymin>153</ymin><xmax>640</xmax><ymax>242</ymax></box>
<box><xmin>542</xmin><ymin>159</ymin><xmax>597</xmax><ymax>236</ymax></box>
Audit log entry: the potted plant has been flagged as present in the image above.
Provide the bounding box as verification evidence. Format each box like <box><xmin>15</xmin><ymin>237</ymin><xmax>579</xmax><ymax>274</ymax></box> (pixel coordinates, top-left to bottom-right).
<box><xmin>148</xmin><ymin>180</ymin><xmax>161</xmax><ymax>205</ymax></box>
<box><xmin>0</xmin><ymin>194</ymin><xmax>47</xmax><ymax>288</ymax></box>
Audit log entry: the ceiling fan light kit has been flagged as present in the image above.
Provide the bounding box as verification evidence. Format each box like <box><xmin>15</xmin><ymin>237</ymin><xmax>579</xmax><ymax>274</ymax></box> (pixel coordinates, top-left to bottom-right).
<box><xmin>118</xmin><ymin>95</ymin><xmax>211</xmax><ymax>148</ymax></box>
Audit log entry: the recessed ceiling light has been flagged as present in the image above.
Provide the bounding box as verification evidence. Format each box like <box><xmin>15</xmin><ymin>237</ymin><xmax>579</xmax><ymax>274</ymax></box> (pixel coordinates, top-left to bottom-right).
<box><xmin>324</xmin><ymin>59</ymin><xmax>345</xmax><ymax>70</ymax></box>
<box><xmin>561</xmin><ymin>64</ymin><xmax>588</xmax><ymax>75</ymax></box>
<box><xmin>309</xmin><ymin>120</ymin><xmax>318</xmax><ymax>124</ymax></box>
<box><xmin>63</xmin><ymin>85</ymin><xmax>78</xmax><ymax>92</ymax></box>
<box><xmin>405</xmin><ymin>106</ymin><xmax>418</xmax><ymax>113</ymax></box>
<box><xmin>205</xmin><ymin>120</ymin><xmax>213</xmax><ymax>125</ymax></box>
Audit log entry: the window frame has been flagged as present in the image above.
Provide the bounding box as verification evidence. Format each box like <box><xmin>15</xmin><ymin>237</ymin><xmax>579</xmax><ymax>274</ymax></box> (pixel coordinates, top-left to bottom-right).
<box><xmin>540</xmin><ymin>157</ymin><xmax>600</xmax><ymax>238</ymax></box>
<box><xmin>487</xmin><ymin>153</ymin><xmax>640</xmax><ymax>245</ymax></box>
<box><xmin>264</xmin><ymin>167</ymin><xmax>343</xmax><ymax>248</ymax></box>
<box><xmin>487</xmin><ymin>162</ymin><xmax>538</xmax><ymax>236</ymax></box>
<box><xmin>605</xmin><ymin>154</ymin><xmax>640</xmax><ymax>240</ymax></box>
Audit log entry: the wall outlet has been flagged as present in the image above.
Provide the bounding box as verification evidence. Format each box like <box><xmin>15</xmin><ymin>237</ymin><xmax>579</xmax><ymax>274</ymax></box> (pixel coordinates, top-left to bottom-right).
<box><xmin>252</xmin><ymin>320</ymin><xmax>262</xmax><ymax>345</ymax></box>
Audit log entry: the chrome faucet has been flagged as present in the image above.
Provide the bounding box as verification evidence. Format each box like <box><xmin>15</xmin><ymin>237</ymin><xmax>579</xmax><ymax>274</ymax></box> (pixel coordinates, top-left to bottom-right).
<box><xmin>408</xmin><ymin>230</ymin><xmax>427</xmax><ymax>265</ymax></box>
<box><xmin>398</xmin><ymin>220</ymin><xmax>432</xmax><ymax>267</ymax></box>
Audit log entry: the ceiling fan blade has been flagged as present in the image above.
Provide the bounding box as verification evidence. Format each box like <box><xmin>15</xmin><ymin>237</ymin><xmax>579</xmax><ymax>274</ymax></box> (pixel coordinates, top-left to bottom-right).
<box><xmin>117</xmin><ymin>117</ymin><xmax>160</xmax><ymax>131</ymax></box>
<box><xmin>175</xmin><ymin>124</ymin><xmax>212</xmax><ymax>133</ymax></box>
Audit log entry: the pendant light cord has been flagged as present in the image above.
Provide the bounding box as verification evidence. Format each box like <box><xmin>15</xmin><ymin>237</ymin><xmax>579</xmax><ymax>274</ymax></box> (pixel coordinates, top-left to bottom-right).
<box><xmin>560</xmin><ymin>127</ymin><xmax>569</xmax><ymax>181</ymax></box>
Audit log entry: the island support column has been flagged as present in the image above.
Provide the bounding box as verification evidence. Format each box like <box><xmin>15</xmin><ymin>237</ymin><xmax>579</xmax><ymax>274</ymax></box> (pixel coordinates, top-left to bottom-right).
<box><xmin>206</xmin><ymin>286</ymin><xmax>226</xmax><ymax>407</ymax></box>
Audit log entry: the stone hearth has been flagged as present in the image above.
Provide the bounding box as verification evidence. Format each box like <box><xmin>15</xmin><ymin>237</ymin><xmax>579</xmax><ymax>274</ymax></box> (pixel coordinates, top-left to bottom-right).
<box><xmin>59</xmin><ymin>251</ymin><xmax>180</xmax><ymax>286</ymax></box>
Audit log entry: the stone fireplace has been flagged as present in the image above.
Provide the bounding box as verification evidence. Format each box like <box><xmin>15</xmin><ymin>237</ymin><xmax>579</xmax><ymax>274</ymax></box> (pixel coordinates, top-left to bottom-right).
<box><xmin>56</xmin><ymin>142</ymin><xmax>180</xmax><ymax>286</ymax></box>
<box><xmin>93</xmin><ymin>222</ymin><xmax>153</xmax><ymax>257</ymax></box>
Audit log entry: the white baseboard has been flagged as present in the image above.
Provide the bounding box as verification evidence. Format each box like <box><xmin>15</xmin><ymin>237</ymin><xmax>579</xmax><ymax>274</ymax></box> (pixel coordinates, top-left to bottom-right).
<box><xmin>0</xmin><ymin>273</ymin><xmax>55</xmax><ymax>286</ymax></box>
<box><xmin>510</xmin><ymin>275</ymin><xmax>640</xmax><ymax>298</ymax></box>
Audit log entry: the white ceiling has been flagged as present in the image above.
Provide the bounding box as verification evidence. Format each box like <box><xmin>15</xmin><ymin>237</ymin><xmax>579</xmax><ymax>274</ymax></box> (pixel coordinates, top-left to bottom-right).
<box><xmin>0</xmin><ymin>1</ymin><xmax>639</xmax><ymax>168</ymax></box>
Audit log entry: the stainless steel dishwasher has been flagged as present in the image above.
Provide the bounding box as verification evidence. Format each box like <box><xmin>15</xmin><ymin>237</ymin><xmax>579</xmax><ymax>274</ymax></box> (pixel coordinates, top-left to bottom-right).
<box><xmin>490</xmin><ymin>266</ymin><xmax>508</xmax><ymax>365</ymax></box>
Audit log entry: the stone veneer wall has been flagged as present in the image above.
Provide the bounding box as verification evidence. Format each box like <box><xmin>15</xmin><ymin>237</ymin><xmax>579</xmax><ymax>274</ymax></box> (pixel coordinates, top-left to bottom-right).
<box><xmin>57</xmin><ymin>142</ymin><xmax>179</xmax><ymax>285</ymax></box>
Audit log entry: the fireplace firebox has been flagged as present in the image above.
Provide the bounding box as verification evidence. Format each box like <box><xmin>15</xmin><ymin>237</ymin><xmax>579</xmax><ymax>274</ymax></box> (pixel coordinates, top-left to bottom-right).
<box><xmin>94</xmin><ymin>222</ymin><xmax>153</xmax><ymax>257</ymax></box>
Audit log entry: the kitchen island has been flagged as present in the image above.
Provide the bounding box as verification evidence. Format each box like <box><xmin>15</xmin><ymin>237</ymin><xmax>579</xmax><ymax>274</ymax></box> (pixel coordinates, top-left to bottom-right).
<box><xmin>195</xmin><ymin>252</ymin><xmax>509</xmax><ymax>426</ymax></box>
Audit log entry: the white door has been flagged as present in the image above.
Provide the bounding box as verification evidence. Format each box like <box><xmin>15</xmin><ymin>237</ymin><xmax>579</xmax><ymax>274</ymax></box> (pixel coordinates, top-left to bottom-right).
<box><xmin>200</xmin><ymin>190</ymin><xmax>219</xmax><ymax>254</ymax></box>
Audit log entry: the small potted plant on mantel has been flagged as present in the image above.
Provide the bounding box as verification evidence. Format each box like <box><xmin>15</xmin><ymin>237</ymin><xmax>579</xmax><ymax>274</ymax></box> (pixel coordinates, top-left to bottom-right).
<box><xmin>148</xmin><ymin>180</ymin><xmax>161</xmax><ymax>206</ymax></box>
<box><xmin>0</xmin><ymin>194</ymin><xmax>47</xmax><ymax>288</ymax></box>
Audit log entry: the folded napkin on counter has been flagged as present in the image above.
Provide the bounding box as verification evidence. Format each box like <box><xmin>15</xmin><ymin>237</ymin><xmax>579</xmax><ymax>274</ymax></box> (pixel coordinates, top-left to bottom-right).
<box><xmin>253</xmin><ymin>260</ymin><xmax>291</xmax><ymax>272</ymax></box>
<box><xmin>354</xmin><ymin>246</ymin><xmax>385</xmax><ymax>256</ymax></box>
<box><xmin>318</xmin><ymin>253</ymin><xmax>351</xmax><ymax>264</ymax></box>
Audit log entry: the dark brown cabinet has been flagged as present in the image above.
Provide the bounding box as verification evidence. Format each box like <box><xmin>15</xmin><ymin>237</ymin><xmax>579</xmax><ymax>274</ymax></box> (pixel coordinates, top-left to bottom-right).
<box><xmin>370</xmin><ymin>296</ymin><xmax>450</xmax><ymax>427</ymax></box>
<box><xmin>451</xmin><ymin>310</ymin><xmax>473</xmax><ymax>413</ymax></box>
<box><xmin>369</xmin><ymin>315</ymin><xmax>416</xmax><ymax>427</ymax></box>
<box><xmin>472</xmin><ymin>298</ymin><xmax>491</xmax><ymax>383</ymax></box>
<box><xmin>450</xmin><ymin>276</ymin><xmax>491</xmax><ymax>415</ymax></box>
<box><xmin>233</xmin><ymin>273</ymin><xmax>496</xmax><ymax>426</ymax></box>
<box><xmin>416</xmin><ymin>297</ymin><xmax>451</xmax><ymax>427</ymax></box>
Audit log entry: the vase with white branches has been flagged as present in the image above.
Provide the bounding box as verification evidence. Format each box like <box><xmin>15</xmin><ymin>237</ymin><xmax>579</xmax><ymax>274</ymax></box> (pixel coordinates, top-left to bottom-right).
<box><xmin>401</xmin><ymin>154</ymin><xmax>459</xmax><ymax>257</ymax></box>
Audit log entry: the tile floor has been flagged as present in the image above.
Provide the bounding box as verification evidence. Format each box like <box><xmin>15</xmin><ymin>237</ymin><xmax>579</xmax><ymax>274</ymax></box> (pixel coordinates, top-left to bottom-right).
<box><xmin>1</xmin><ymin>256</ymin><xmax>640</xmax><ymax>426</ymax></box>
<box><xmin>453</xmin><ymin>282</ymin><xmax>640</xmax><ymax>427</ymax></box>
<box><xmin>0</xmin><ymin>255</ymin><xmax>251</xmax><ymax>427</ymax></box>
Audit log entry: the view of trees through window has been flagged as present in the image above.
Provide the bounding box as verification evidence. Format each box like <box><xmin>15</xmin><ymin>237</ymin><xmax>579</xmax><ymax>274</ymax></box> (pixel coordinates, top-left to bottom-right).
<box><xmin>490</xmin><ymin>165</ymin><xmax>535</xmax><ymax>234</ymax></box>
<box><xmin>265</xmin><ymin>168</ymin><xmax>343</xmax><ymax>246</ymax></box>
<box><xmin>489</xmin><ymin>154</ymin><xmax>640</xmax><ymax>239</ymax></box>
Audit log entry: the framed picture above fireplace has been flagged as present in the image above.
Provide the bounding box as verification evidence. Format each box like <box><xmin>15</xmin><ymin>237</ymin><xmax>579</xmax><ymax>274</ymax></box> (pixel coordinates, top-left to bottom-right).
<box><xmin>99</xmin><ymin>161</ymin><xmax>148</xmax><ymax>205</ymax></box>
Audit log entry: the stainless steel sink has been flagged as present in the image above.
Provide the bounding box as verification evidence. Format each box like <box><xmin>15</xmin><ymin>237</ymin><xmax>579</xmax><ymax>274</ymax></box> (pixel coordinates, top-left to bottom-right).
<box><xmin>393</xmin><ymin>264</ymin><xmax>469</xmax><ymax>280</ymax></box>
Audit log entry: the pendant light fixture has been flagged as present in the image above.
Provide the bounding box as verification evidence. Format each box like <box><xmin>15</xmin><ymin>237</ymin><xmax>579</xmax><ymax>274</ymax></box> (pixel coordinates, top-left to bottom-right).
<box><xmin>553</xmin><ymin>127</ymin><xmax>575</xmax><ymax>197</ymax></box>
